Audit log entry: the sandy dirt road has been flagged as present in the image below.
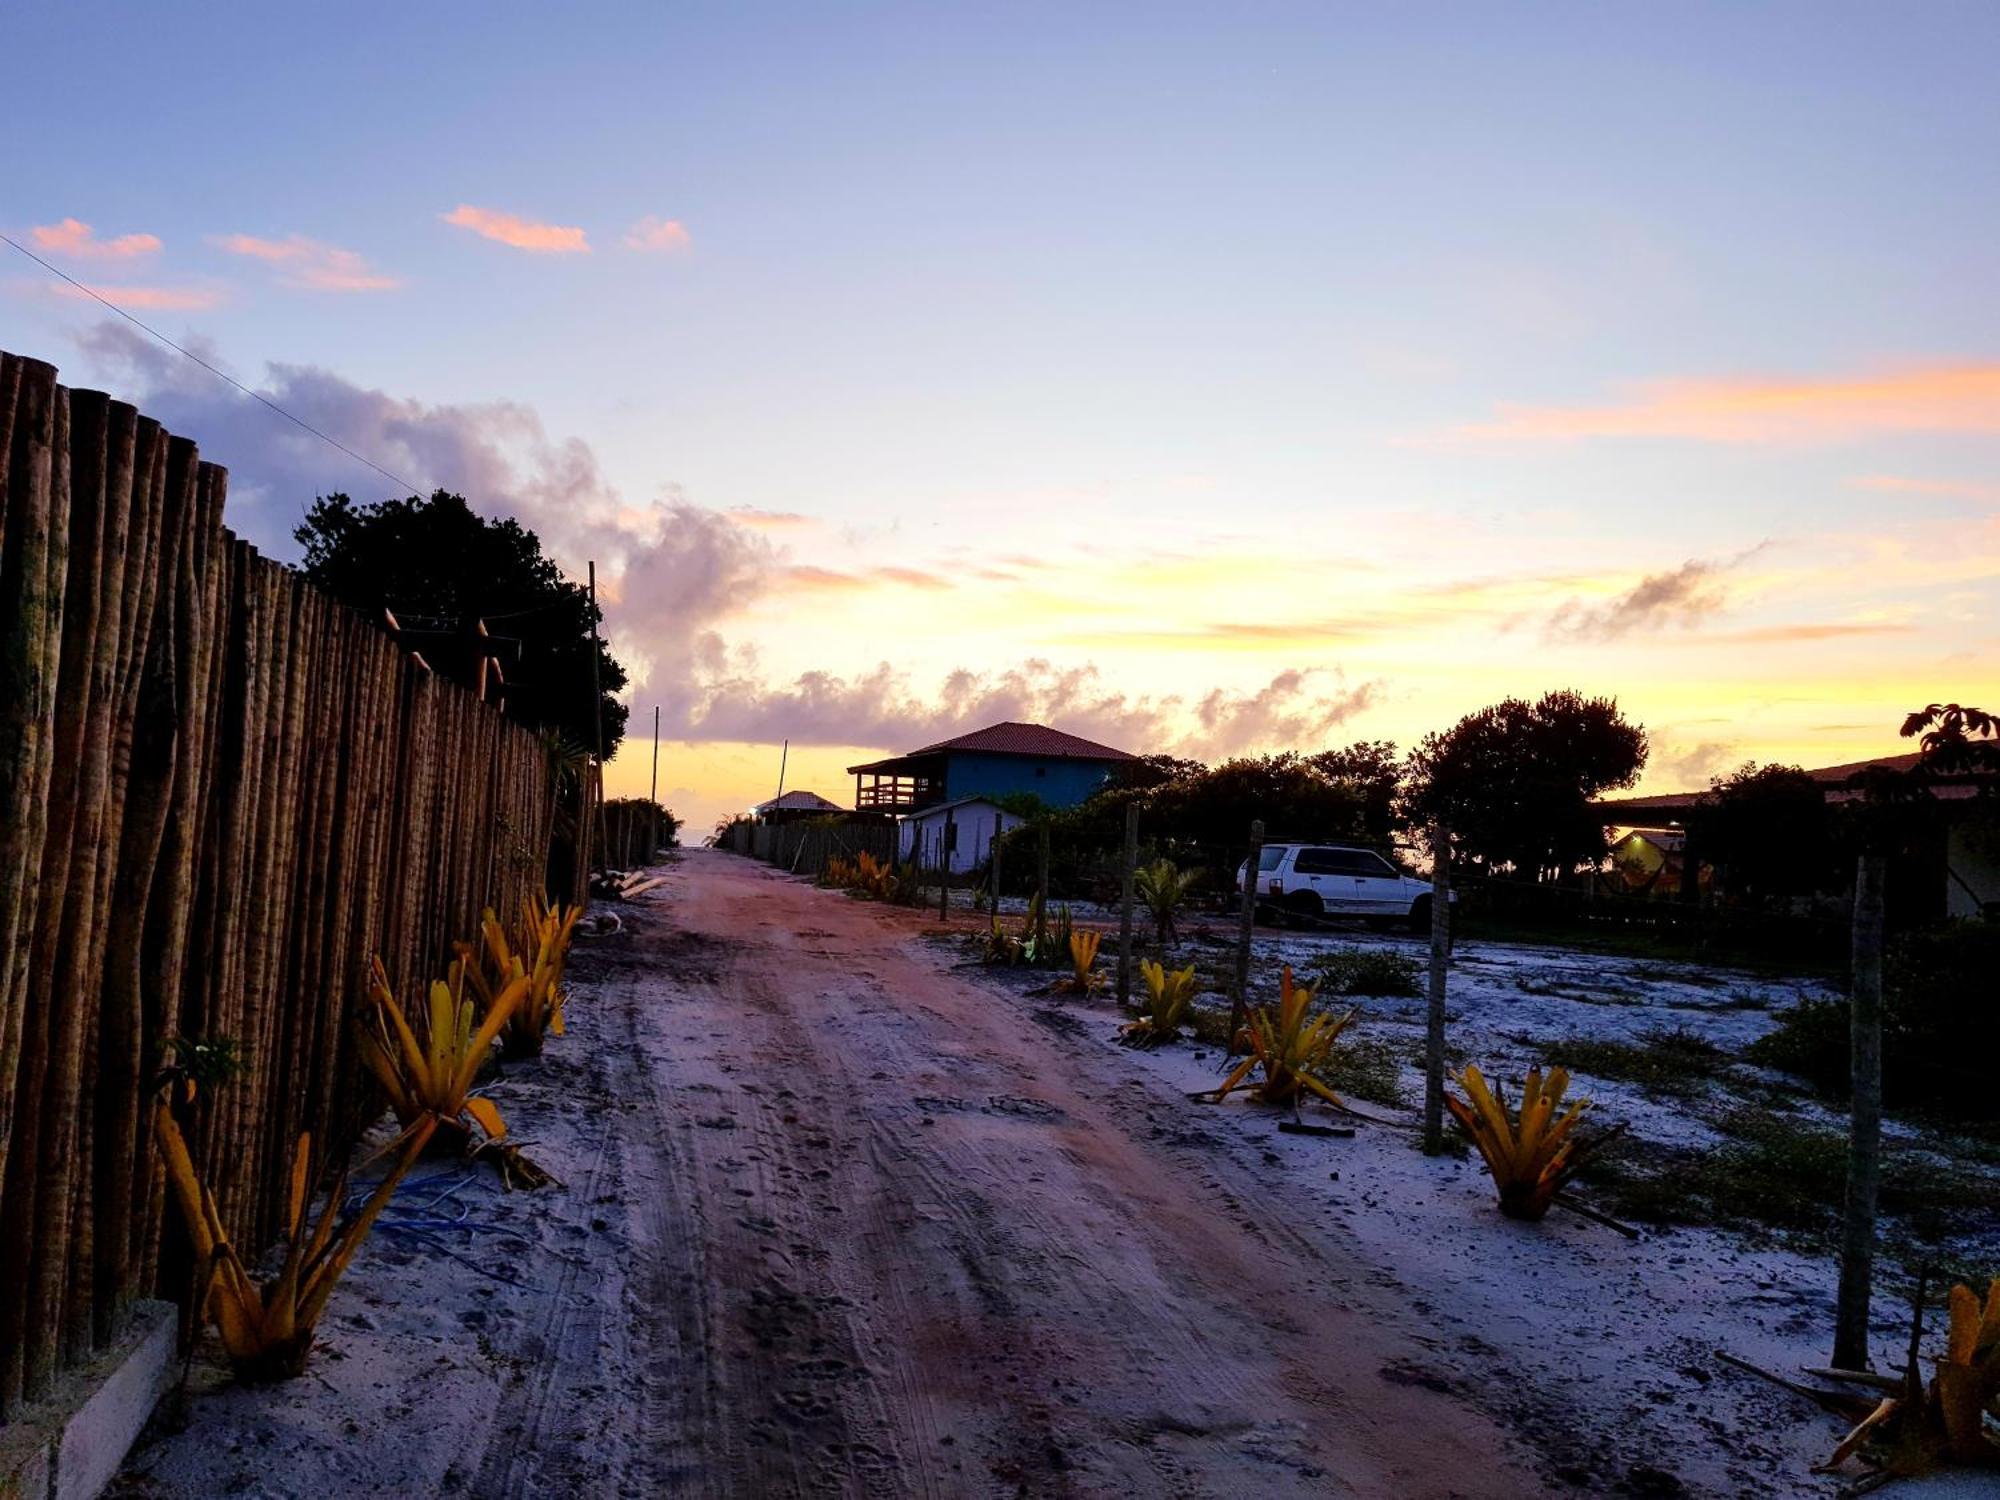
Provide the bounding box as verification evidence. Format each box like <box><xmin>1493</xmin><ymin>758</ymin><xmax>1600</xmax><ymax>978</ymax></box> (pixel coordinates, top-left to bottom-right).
<box><xmin>478</xmin><ymin>849</ymin><xmax>1544</xmax><ymax>1498</ymax></box>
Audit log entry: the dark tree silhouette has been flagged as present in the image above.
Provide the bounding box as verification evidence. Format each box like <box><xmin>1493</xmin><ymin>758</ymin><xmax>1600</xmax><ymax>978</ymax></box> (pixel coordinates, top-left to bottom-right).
<box><xmin>1694</xmin><ymin>762</ymin><xmax>1838</xmax><ymax>908</ymax></box>
<box><xmin>295</xmin><ymin>491</ymin><xmax>628</xmax><ymax>756</ymax></box>
<box><xmin>1405</xmin><ymin>690</ymin><xmax>1647</xmax><ymax>878</ymax></box>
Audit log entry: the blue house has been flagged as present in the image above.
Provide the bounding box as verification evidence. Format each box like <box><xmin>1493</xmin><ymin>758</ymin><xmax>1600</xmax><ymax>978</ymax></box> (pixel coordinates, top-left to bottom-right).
<box><xmin>848</xmin><ymin>721</ymin><xmax>1136</xmax><ymax>813</ymax></box>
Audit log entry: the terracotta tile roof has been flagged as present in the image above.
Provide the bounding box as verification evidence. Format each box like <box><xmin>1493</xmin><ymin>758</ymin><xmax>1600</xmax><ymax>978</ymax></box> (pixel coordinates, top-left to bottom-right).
<box><xmin>907</xmin><ymin>721</ymin><xmax>1137</xmax><ymax>761</ymax></box>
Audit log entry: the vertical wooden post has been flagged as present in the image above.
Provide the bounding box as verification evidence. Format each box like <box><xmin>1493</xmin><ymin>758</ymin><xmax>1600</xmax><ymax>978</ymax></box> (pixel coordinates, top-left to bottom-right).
<box><xmin>649</xmin><ymin>704</ymin><xmax>660</xmax><ymax>861</ymax></box>
<box><xmin>1227</xmin><ymin>819</ymin><xmax>1263</xmax><ymax>1051</ymax></box>
<box><xmin>1834</xmin><ymin>851</ymin><xmax>1887</xmax><ymax>1369</ymax></box>
<box><xmin>991</xmin><ymin>814</ymin><xmax>1004</xmax><ymax>915</ymax></box>
<box><xmin>1423</xmin><ymin>826</ymin><xmax>1453</xmax><ymax>1154</ymax></box>
<box><xmin>1036</xmin><ymin>822</ymin><xmax>1051</xmax><ymax>950</ymax></box>
<box><xmin>939</xmin><ymin>809</ymin><xmax>953</xmax><ymax>919</ymax></box>
<box><xmin>1116</xmin><ymin>801</ymin><xmax>1138</xmax><ymax>1007</ymax></box>
<box><xmin>586</xmin><ymin>561</ymin><xmax>604</xmax><ymax>874</ymax></box>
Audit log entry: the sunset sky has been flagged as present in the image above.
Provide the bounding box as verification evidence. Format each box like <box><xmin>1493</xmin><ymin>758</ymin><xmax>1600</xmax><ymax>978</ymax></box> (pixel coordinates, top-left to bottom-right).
<box><xmin>5</xmin><ymin>3</ymin><xmax>1998</xmax><ymax>832</ymax></box>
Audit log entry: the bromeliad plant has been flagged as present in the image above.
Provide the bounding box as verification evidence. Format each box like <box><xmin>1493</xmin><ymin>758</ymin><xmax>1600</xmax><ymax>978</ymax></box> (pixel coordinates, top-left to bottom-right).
<box><xmin>1134</xmin><ymin>858</ymin><xmax>1201</xmax><ymax>945</ymax></box>
<box><xmin>1120</xmin><ymin>959</ymin><xmax>1199</xmax><ymax>1046</ymax></box>
<box><xmin>1445</xmin><ymin>1064</ymin><xmax>1613</xmax><ymax>1221</ymax></box>
<box><xmin>463</xmin><ymin>895</ymin><xmax>584</xmax><ymax>1058</ymax></box>
<box><xmin>1055</xmin><ymin>928</ymin><xmax>1102</xmax><ymax>994</ymax></box>
<box><xmin>1212</xmin><ymin>966</ymin><xmax>1357</xmax><ymax>1111</ymax></box>
<box><xmin>153</xmin><ymin>1084</ymin><xmax>434</xmax><ymax>1381</ymax></box>
<box><xmin>356</xmin><ymin>955</ymin><xmax>524</xmax><ymax>1148</ymax></box>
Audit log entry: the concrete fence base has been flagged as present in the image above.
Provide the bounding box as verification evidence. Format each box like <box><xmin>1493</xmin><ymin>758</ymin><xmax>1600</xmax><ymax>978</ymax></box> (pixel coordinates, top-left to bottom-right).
<box><xmin>0</xmin><ymin>1300</ymin><xmax>174</xmax><ymax>1500</ymax></box>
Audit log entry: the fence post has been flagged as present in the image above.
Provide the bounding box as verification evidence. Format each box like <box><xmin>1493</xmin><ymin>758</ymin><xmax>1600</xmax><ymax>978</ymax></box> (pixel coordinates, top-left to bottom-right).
<box><xmin>1036</xmin><ymin>822</ymin><xmax>1050</xmax><ymax>950</ymax></box>
<box><xmin>1116</xmin><ymin>801</ymin><xmax>1138</xmax><ymax>1007</ymax></box>
<box><xmin>1227</xmin><ymin>819</ymin><xmax>1263</xmax><ymax>1052</ymax></box>
<box><xmin>939</xmin><ymin>809</ymin><xmax>953</xmax><ymax>919</ymax></box>
<box><xmin>1834</xmin><ymin>851</ymin><xmax>1887</xmax><ymax>1369</ymax></box>
<box><xmin>1423</xmin><ymin>826</ymin><xmax>1453</xmax><ymax>1154</ymax></box>
<box><xmin>991</xmin><ymin>813</ymin><xmax>1004</xmax><ymax>915</ymax></box>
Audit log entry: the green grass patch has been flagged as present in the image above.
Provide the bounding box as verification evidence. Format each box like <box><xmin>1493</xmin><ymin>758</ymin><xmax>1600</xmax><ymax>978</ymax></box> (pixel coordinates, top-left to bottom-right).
<box><xmin>1547</xmin><ymin>1026</ymin><xmax>1730</xmax><ymax>1098</ymax></box>
<box><xmin>1576</xmin><ymin>1106</ymin><xmax>1993</xmax><ymax>1254</ymax></box>
<box><xmin>1311</xmin><ymin>946</ymin><xmax>1423</xmax><ymax>998</ymax></box>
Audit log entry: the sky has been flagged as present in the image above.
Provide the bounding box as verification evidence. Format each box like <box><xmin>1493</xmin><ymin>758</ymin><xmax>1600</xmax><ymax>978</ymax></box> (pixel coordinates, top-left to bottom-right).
<box><xmin>5</xmin><ymin>2</ymin><xmax>1998</xmax><ymax>833</ymax></box>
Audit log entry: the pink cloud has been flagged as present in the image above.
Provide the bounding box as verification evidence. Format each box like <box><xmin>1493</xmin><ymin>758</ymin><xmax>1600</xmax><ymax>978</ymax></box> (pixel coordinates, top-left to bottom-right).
<box><xmin>440</xmin><ymin>205</ymin><xmax>590</xmax><ymax>254</ymax></box>
<box><xmin>623</xmin><ymin>215</ymin><xmax>691</xmax><ymax>252</ymax></box>
<box><xmin>1455</xmin><ymin>364</ymin><xmax>2000</xmax><ymax>443</ymax></box>
<box><xmin>31</xmin><ymin>218</ymin><xmax>161</xmax><ymax>260</ymax></box>
<box><xmin>50</xmin><ymin>282</ymin><xmax>221</xmax><ymax>311</ymax></box>
<box><xmin>214</xmin><ymin>233</ymin><xmax>401</xmax><ymax>292</ymax></box>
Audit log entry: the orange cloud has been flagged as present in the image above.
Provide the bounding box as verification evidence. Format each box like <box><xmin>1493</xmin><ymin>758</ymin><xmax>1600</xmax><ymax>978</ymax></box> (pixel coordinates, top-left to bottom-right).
<box><xmin>1457</xmin><ymin>364</ymin><xmax>2000</xmax><ymax>443</ymax></box>
<box><xmin>440</xmin><ymin>205</ymin><xmax>589</xmax><ymax>254</ymax></box>
<box><xmin>214</xmin><ymin>233</ymin><xmax>401</xmax><ymax>291</ymax></box>
<box><xmin>50</xmin><ymin>282</ymin><xmax>220</xmax><ymax>311</ymax></box>
<box><xmin>777</xmin><ymin>564</ymin><xmax>953</xmax><ymax>594</ymax></box>
<box><xmin>623</xmin><ymin>216</ymin><xmax>691</xmax><ymax>252</ymax></box>
<box><xmin>31</xmin><ymin>218</ymin><xmax>160</xmax><ymax>260</ymax></box>
<box><xmin>725</xmin><ymin>507</ymin><xmax>816</xmax><ymax>531</ymax></box>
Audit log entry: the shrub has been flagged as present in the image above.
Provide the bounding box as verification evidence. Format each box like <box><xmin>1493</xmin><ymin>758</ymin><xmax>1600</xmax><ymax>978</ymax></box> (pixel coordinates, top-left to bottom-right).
<box><xmin>1212</xmin><ymin>967</ymin><xmax>1357</xmax><ymax>1110</ymax></box>
<box><xmin>1446</xmin><ymin>1064</ymin><xmax>1612</xmax><ymax>1220</ymax></box>
<box><xmin>1133</xmin><ymin>859</ymin><xmax>1202</xmax><ymax>945</ymax></box>
<box><xmin>1748</xmin><ymin>923</ymin><xmax>2000</xmax><ymax>1120</ymax></box>
<box><xmin>1312</xmin><ymin>946</ymin><xmax>1422</xmax><ymax>998</ymax></box>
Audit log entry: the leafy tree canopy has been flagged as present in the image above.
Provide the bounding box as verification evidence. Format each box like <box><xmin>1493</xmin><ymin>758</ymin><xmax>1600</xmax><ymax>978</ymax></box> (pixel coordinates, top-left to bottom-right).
<box><xmin>1405</xmin><ymin>690</ymin><xmax>1646</xmax><ymax>877</ymax></box>
<box><xmin>1694</xmin><ymin>762</ymin><xmax>1838</xmax><ymax>907</ymax></box>
<box><xmin>295</xmin><ymin>491</ymin><xmax>627</xmax><ymax>756</ymax></box>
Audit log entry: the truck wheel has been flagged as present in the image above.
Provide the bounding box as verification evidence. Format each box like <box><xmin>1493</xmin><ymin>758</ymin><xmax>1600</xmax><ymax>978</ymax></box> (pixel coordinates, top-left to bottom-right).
<box><xmin>1408</xmin><ymin>894</ymin><xmax>1432</xmax><ymax>933</ymax></box>
<box><xmin>1285</xmin><ymin>890</ymin><xmax>1324</xmax><ymax>920</ymax></box>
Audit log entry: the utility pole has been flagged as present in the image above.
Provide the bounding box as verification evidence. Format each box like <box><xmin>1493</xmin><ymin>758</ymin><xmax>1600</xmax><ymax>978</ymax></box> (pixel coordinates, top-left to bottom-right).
<box><xmin>776</xmin><ymin>739</ymin><xmax>789</xmax><ymax>800</ymax></box>
<box><xmin>650</xmin><ymin>705</ymin><xmax>660</xmax><ymax>805</ymax></box>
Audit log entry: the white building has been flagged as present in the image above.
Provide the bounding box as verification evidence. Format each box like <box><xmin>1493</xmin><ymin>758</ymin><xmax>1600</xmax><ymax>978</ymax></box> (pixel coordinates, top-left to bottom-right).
<box><xmin>898</xmin><ymin>796</ymin><xmax>1023</xmax><ymax>877</ymax></box>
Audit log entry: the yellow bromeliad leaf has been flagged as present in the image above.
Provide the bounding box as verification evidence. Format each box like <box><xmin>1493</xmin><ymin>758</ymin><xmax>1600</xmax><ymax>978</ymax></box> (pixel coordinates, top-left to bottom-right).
<box><xmin>1447</xmin><ymin>1063</ymin><xmax>1606</xmax><ymax>1221</ymax></box>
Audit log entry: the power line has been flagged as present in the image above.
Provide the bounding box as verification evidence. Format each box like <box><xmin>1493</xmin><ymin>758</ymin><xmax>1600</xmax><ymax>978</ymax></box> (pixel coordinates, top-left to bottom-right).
<box><xmin>1</xmin><ymin>231</ymin><xmax>418</xmax><ymax>494</ymax></box>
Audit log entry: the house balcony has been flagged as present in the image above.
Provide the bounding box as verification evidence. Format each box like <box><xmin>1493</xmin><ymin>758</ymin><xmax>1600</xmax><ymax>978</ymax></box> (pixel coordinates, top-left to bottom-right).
<box><xmin>848</xmin><ymin>754</ymin><xmax>946</xmax><ymax>814</ymax></box>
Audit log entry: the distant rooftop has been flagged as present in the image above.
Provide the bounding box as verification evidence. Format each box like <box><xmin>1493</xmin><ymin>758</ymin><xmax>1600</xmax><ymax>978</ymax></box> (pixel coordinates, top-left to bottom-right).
<box><xmin>1595</xmin><ymin>750</ymin><xmax>1941</xmax><ymax>821</ymax></box>
<box><xmin>848</xmin><ymin>721</ymin><xmax>1136</xmax><ymax>775</ymax></box>
<box><xmin>752</xmin><ymin>789</ymin><xmax>845</xmax><ymax>815</ymax></box>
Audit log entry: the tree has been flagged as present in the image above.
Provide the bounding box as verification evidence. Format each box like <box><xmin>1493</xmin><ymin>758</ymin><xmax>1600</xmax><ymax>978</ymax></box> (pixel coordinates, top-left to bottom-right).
<box><xmin>1405</xmin><ymin>691</ymin><xmax>1647</xmax><ymax>878</ymax></box>
<box><xmin>1306</xmin><ymin>740</ymin><xmax>1404</xmax><ymax>843</ymax></box>
<box><xmin>1694</xmin><ymin>762</ymin><xmax>1838</xmax><ymax>909</ymax></box>
<box><xmin>295</xmin><ymin>492</ymin><xmax>627</xmax><ymax>755</ymax></box>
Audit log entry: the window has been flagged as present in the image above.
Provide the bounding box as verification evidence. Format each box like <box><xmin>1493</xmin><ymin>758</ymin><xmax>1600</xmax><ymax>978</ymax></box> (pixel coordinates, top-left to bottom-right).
<box><xmin>1294</xmin><ymin>848</ymin><xmax>1400</xmax><ymax>877</ymax></box>
<box><xmin>1258</xmin><ymin>845</ymin><xmax>1288</xmax><ymax>872</ymax></box>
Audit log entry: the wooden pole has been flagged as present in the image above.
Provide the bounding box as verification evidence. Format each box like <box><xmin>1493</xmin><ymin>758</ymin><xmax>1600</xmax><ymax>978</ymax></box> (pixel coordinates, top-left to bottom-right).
<box><xmin>586</xmin><ymin>561</ymin><xmax>604</xmax><ymax>874</ymax></box>
<box><xmin>1423</xmin><ymin>826</ymin><xmax>1453</xmax><ymax>1155</ymax></box>
<box><xmin>1227</xmin><ymin>819</ymin><xmax>1263</xmax><ymax>1052</ymax></box>
<box><xmin>1036</xmin><ymin>823</ymin><xmax>1051</xmax><ymax>950</ymax></box>
<box><xmin>1834</xmin><ymin>851</ymin><xmax>1887</xmax><ymax>1370</ymax></box>
<box><xmin>991</xmin><ymin>814</ymin><xmax>1004</xmax><ymax>914</ymax></box>
<box><xmin>776</xmin><ymin>738</ymin><xmax>788</xmax><ymax>800</ymax></box>
<box><xmin>939</xmin><ymin>809</ymin><xmax>953</xmax><ymax>919</ymax></box>
<box><xmin>1116</xmin><ymin>801</ymin><xmax>1139</xmax><ymax>1007</ymax></box>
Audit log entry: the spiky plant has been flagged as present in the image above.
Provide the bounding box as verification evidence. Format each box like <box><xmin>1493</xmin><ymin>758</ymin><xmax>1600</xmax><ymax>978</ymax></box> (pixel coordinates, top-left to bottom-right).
<box><xmin>462</xmin><ymin>895</ymin><xmax>583</xmax><ymax>1058</ymax></box>
<box><xmin>1056</xmin><ymin>928</ymin><xmax>1102</xmax><ymax>993</ymax></box>
<box><xmin>355</xmin><ymin>955</ymin><xmax>525</xmax><ymax>1148</ymax></box>
<box><xmin>1120</xmin><ymin>960</ymin><xmax>1199</xmax><ymax>1045</ymax></box>
<box><xmin>1212</xmin><ymin>966</ymin><xmax>1356</xmax><ymax>1110</ymax></box>
<box><xmin>1935</xmin><ymin>1278</ymin><xmax>2000</xmax><ymax>1466</ymax></box>
<box><xmin>1134</xmin><ymin>858</ymin><xmax>1202</xmax><ymax>945</ymax></box>
<box><xmin>1446</xmin><ymin>1064</ymin><xmax>1611</xmax><ymax>1221</ymax></box>
<box><xmin>154</xmin><ymin>1085</ymin><xmax>434</xmax><ymax>1380</ymax></box>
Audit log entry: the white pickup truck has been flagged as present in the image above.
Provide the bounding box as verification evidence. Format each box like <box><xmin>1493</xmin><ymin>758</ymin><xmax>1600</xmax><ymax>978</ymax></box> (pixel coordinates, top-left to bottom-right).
<box><xmin>1234</xmin><ymin>842</ymin><xmax>1447</xmax><ymax>930</ymax></box>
